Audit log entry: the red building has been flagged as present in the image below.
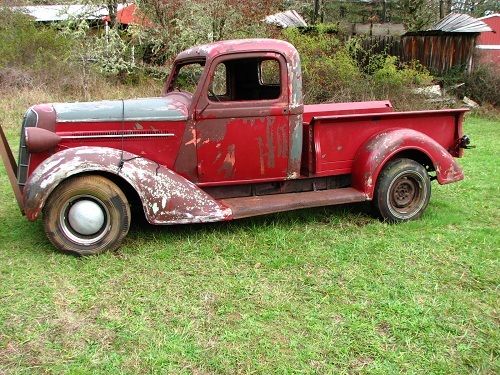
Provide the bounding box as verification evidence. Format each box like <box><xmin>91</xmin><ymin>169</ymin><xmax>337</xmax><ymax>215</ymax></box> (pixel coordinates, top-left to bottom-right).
<box><xmin>476</xmin><ymin>14</ymin><xmax>500</xmax><ymax>68</ymax></box>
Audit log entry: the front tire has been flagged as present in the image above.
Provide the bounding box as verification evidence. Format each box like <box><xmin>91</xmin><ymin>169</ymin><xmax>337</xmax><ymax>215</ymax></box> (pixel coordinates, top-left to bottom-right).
<box><xmin>43</xmin><ymin>175</ymin><xmax>130</xmax><ymax>255</ymax></box>
<box><xmin>373</xmin><ymin>158</ymin><xmax>431</xmax><ymax>222</ymax></box>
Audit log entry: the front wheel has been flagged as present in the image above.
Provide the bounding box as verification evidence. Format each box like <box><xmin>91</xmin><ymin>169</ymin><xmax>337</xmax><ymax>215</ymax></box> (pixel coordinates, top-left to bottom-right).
<box><xmin>43</xmin><ymin>175</ymin><xmax>131</xmax><ymax>255</ymax></box>
<box><xmin>373</xmin><ymin>158</ymin><xmax>431</xmax><ymax>222</ymax></box>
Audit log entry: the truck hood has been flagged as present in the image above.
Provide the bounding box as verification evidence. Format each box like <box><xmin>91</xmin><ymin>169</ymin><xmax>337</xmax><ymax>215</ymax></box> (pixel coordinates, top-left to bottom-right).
<box><xmin>52</xmin><ymin>96</ymin><xmax>189</xmax><ymax>123</ymax></box>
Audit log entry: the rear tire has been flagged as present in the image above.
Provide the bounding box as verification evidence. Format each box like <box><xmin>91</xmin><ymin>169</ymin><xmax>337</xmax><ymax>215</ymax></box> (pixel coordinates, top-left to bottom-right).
<box><xmin>373</xmin><ymin>158</ymin><xmax>431</xmax><ymax>222</ymax></box>
<box><xmin>43</xmin><ymin>175</ymin><xmax>130</xmax><ymax>255</ymax></box>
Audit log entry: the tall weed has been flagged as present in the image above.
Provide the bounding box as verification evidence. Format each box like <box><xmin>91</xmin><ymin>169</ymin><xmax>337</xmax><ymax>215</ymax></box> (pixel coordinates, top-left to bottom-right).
<box><xmin>0</xmin><ymin>7</ymin><xmax>79</xmax><ymax>91</ymax></box>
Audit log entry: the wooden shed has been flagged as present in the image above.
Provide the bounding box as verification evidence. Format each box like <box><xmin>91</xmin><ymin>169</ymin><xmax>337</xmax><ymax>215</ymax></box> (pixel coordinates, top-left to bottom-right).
<box><xmin>400</xmin><ymin>13</ymin><xmax>492</xmax><ymax>74</ymax></box>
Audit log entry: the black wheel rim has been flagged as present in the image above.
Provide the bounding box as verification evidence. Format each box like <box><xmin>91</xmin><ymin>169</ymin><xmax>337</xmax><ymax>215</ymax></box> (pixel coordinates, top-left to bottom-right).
<box><xmin>387</xmin><ymin>172</ymin><xmax>426</xmax><ymax>218</ymax></box>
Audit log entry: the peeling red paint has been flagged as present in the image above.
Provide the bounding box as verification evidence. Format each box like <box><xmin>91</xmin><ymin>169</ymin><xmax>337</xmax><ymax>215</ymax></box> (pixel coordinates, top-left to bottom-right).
<box><xmin>351</xmin><ymin>128</ymin><xmax>464</xmax><ymax>198</ymax></box>
<box><xmin>23</xmin><ymin>146</ymin><xmax>231</xmax><ymax>224</ymax></box>
<box><xmin>1</xmin><ymin>38</ymin><xmax>470</xmax><ymax>253</ymax></box>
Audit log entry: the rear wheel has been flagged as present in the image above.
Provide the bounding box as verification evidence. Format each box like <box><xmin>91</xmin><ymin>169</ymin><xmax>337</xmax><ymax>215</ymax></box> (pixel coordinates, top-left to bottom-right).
<box><xmin>373</xmin><ymin>158</ymin><xmax>431</xmax><ymax>222</ymax></box>
<box><xmin>43</xmin><ymin>175</ymin><xmax>130</xmax><ymax>255</ymax></box>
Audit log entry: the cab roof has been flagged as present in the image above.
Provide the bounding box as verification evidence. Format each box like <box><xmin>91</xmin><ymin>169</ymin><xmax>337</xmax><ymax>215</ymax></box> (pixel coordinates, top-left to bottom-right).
<box><xmin>175</xmin><ymin>38</ymin><xmax>298</xmax><ymax>61</ymax></box>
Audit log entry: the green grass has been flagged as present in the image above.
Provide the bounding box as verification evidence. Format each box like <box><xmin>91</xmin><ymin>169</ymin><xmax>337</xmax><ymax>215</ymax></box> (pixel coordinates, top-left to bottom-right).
<box><xmin>0</xmin><ymin>105</ymin><xmax>498</xmax><ymax>373</ymax></box>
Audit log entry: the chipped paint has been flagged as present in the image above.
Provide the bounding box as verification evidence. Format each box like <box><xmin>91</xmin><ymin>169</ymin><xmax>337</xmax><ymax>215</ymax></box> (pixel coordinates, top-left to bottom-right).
<box><xmin>351</xmin><ymin>128</ymin><xmax>464</xmax><ymax>198</ymax></box>
<box><xmin>366</xmin><ymin>176</ymin><xmax>373</xmax><ymax>189</ymax></box>
<box><xmin>10</xmin><ymin>38</ymin><xmax>469</xmax><ymax>241</ymax></box>
<box><xmin>218</xmin><ymin>144</ymin><xmax>236</xmax><ymax>178</ymax></box>
<box><xmin>287</xmin><ymin>115</ymin><xmax>302</xmax><ymax>178</ymax></box>
<box><xmin>257</xmin><ymin>137</ymin><xmax>266</xmax><ymax>175</ymax></box>
<box><xmin>184</xmin><ymin>128</ymin><xmax>199</xmax><ymax>146</ymax></box>
<box><xmin>266</xmin><ymin>121</ymin><xmax>276</xmax><ymax>169</ymax></box>
<box><xmin>54</xmin><ymin>96</ymin><xmax>188</xmax><ymax>123</ymax></box>
<box><xmin>23</xmin><ymin>146</ymin><xmax>232</xmax><ymax>224</ymax></box>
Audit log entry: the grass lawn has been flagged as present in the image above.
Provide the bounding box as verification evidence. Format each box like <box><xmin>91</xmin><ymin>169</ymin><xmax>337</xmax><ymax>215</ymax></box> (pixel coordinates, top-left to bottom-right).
<box><xmin>0</xmin><ymin>95</ymin><xmax>498</xmax><ymax>374</ymax></box>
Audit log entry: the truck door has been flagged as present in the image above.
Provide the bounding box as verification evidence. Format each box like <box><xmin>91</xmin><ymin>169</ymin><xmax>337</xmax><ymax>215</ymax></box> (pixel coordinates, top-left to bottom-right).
<box><xmin>194</xmin><ymin>53</ymin><xmax>290</xmax><ymax>184</ymax></box>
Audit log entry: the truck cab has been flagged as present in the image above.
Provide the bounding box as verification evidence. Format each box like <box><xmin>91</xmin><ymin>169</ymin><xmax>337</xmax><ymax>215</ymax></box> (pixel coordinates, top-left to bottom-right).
<box><xmin>0</xmin><ymin>39</ymin><xmax>470</xmax><ymax>255</ymax></box>
<box><xmin>163</xmin><ymin>39</ymin><xmax>304</xmax><ymax>183</ymax></box>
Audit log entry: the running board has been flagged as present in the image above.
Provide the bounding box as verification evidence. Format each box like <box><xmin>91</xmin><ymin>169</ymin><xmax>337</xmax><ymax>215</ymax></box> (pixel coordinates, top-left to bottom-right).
<box><xmin>220</xmin><ymin>187</ymin><xmax>367</xmax><ymax>219</ymax></box>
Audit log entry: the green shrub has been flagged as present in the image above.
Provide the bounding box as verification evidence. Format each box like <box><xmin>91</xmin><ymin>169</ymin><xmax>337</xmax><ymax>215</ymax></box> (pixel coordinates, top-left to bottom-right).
<box><xmin>372</xmin><ymin>56</ymin><xmax>433</xmax><ymax>88</ymax></box>
<box><xmin>282</xmin><ymin>28</ymin><xmax>368</xmax><ymax>103</ymax></box>
<box><xmin>0</xmin><ymin>7</ymin><xmax>84</xmax><ymax>93</ymax></box>
<box><xmin>282</xmin><ymin>27</ymin><xmax>436</xmax><ymax>110</ymax></box>
<box><xmin>463</xmin><ymin>64</ymin><xmax>499</xmax><ymax>107</ymax></box>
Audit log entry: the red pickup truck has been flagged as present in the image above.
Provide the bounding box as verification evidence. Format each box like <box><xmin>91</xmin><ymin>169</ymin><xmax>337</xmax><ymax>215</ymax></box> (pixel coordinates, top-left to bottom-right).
<box><xmin>0</xmin><ymin>39</ymin><xmax>471</xmax><ymax>255</ymax></box>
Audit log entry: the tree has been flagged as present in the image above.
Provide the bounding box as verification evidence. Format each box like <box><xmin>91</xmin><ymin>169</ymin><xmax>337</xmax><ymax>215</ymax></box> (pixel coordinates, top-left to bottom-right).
<box><xmin>312</xmin><ymin>0</ymin><xmax>321</xmax><ymax>24</ymax></box>
<box><xmin>394</xmin><ymin>0</ymin><xmax>439</xmax><ymax>31</ymax></box>
<box><xmin>133</xmin><ymin>0</ymin><xmax>281</xmax><ymax>64</ymax></box>
<box><xmin>451</xmin><ymin>0</ymin><xmax>500</xmax><ymax>17</ymax></box>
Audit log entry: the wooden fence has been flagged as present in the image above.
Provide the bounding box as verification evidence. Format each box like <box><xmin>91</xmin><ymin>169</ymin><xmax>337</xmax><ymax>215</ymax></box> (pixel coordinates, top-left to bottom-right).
<box><xmin>351</xmin><ymin>33</ymin><xmax>478</xmax><ymax>74</ymax></box>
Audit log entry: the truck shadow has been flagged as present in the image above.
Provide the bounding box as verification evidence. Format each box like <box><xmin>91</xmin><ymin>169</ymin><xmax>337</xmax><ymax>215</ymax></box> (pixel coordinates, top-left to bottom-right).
<box><xmin>128</xmin><ymin>201</ymin><xmax>375</xmax><ymax>239</ymax></box>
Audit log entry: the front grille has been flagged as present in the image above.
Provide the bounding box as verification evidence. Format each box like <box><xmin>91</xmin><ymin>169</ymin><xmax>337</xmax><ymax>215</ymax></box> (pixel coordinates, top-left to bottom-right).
<box><xmin>17</xmin><ymin>108</ymin><xmax>38</xmax><ymax>187</ymax></box>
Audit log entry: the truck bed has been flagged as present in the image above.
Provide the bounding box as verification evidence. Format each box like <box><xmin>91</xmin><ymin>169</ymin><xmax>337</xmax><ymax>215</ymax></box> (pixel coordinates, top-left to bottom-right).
<box><xmin>303</xmin><ymin>100</ymin><xmax>394</xmax><ymax>124</ymax></box>
<box><xmin>302</xmin><ymin>108</ymin><xmax>467</xmax><ymax>177</ymax></box>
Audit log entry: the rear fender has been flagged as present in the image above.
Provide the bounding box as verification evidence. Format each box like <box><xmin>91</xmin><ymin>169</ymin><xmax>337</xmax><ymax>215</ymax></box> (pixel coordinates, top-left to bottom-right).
<box><xmin>23</xmin><ymin>146</ymin><xmax>231</xmax><ymax>223</ymax></box>
<box><xmin>352</xmin><ymin>129</ymin><xmax>464</xmax><ymax>199</ymax></box>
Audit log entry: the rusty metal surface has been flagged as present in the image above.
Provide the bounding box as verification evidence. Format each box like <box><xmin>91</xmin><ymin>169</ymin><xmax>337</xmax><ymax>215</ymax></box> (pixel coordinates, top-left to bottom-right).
<box><xmin>23</xmin><ymin>97</ymin><xmax>190</xmax><ymax>181</ymax></box>
<box><xmin>170</xmin><ymin>41</ymin><xmax>304</xmax><ymax>183</ymax></box>
<box><xmin>0</xmin><ymin>124</ymin><xmax>24</xmax><ymax>213</ymax></box>
<box><xmin>303</xmin><ymin>101</ymin><xmax>393</xmax><ymax>124</ymax></box>
<box><xmin>311</xmin><ymin>108</ymin><xmax>467</xmax><ymax>178</ymax></box>
<box><xmin>430</xmin><ymin>13</ymin><xmax>492</xmax><ymax>33</ymax></box>
<box><xmin>351</xmin><ymin>128</ymin><xmax>464</xmax><ymax>199</ymax></box>
<box><xmin>16</xmin><ymin>38</ymin><xmax>469</xmax><ymax>230</ymax></box>
<box><xmin>23</xmin><ymin>146</ymin><xmax>232</xmax><ymax>224</ymax></box>
<box><xmin>221</xmin><ymin>187</ymin><xmax>366</xmax><ymax>219</ymax></box>
<box><xmin>53</xmin><ymin>96</ymin><xmax>188</xmax><ymax>123</ymax></box>
<box><xmin>171</xmin><ymin>39</ymin><xmax>303</xmax><ymax>110</ymax></box>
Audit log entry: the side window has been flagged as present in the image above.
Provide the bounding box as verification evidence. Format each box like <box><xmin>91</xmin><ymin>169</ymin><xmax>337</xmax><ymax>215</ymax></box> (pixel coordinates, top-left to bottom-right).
<box><xmin>260</xmin><ymin>59</ymin><xmax>280</xmax><ymax>86</ymax></box>
<box><xmin>209</xmin><ymin>63</ymin><xmax>227</xmax><ymax>99</ymax></box>
<box><xmin>208</xmin><ymin>57</ymin><xmax>283</xmax><ymax>102</ymax></box>
<box><xmin>173</xmin><ymin>62</ymin><xmax>205</xmax><ymax>93</ymax></box>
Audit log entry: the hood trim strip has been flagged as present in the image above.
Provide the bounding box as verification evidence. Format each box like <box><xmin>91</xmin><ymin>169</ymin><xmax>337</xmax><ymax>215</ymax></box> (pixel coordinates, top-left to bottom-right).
<box><xmin>57</xmin><ymin>116</ymin><xmax>187</xmax><ymax>123</ymax></box>
<box><xmin>60</xmin><ymin>133</ymin><xmax>175</xmax><ymax>140</ymax></box>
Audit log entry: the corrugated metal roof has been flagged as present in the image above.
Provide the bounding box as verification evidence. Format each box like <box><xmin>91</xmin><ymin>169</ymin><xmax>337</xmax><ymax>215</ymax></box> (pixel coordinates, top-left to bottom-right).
<box><xmin>478</xmin><ymin>13</ymin><xmax>500</xmax><ymax>21</ymax></box>
<box><xmin>265</xmin><ymin>10</ymin><xmax>307</xmax><ymax>28</ymax></box>
<box><xmin>429</xmin><ymin>13</ymin><xmax>492</xmax><ymax>33</ymax></box>
<box><xmin>10</xmin><ymin>4</ymin><xmax>125</xmax><ymax>22</ymax></box>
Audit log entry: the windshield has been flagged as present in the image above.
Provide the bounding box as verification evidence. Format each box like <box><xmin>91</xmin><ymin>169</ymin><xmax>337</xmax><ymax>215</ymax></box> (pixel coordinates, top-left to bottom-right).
<box><xmin>169</xmin><ymin>61</ymin><xmax>205</xmax><ymax>94</ymax></box>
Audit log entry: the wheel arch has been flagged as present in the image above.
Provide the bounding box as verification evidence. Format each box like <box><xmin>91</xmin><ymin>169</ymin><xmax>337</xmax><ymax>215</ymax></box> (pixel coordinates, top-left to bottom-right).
<box><xmin>352</xmin><ymin>128</ymin><xmax>464</xmax><ymax>199</ymax></box>
<box><xmin>23</xmin><ymin>146</ymin><xmax>231</xmax><ymax>224</ymax></box>
<box><xmin>387</xmin><ymin>149</ymin><xmax>435</xmax><ymax>172</ymax></box>
<box><xmin>51</xmin><ymin>170</ymin><xmax>146</xmax><ymax>222</ymax></box>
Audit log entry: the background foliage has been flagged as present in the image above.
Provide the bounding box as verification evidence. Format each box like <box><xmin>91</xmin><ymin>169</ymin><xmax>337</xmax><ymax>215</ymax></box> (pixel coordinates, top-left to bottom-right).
<box><xmin>1</xmin><ymin>1</ymin><xmax>499</xmax><ymax>109</ymax></box>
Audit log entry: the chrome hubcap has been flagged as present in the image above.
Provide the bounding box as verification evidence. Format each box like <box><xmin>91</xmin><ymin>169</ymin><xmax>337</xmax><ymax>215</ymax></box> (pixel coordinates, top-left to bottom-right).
<box><xmin>60</xmin><ymin>195</ymin><xmax>110</xmax><ymax>245</ymax></box>
<box><xmin>68</xmin><ymin>200</ymin><xmax>105</xmax><ymax>235</ymax></box>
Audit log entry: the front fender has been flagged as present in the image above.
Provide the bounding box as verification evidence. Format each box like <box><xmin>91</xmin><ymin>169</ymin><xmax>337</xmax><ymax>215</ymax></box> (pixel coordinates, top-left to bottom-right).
<box><xmin>23</xmin><ymin>146</ymin><xmax>232</xmax><ymax>223</ymax></box>
<box><xmin>352</xmin><ymin>129</ymin><xmax>464</xmax><ymax>199</ymax></box>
